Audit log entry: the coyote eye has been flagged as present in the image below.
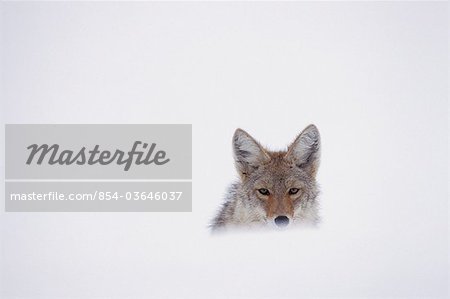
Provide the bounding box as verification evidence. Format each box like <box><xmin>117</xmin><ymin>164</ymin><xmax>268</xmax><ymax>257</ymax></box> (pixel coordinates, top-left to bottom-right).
<box><xmin>288</xmin><ymin>188</ymin><xmax>300</xmax><ymax>195</ymax></box>
<box><xmin>257</xmin><ymin>188</ymin><xmax>270</xmax><ymax>196</ymax></box>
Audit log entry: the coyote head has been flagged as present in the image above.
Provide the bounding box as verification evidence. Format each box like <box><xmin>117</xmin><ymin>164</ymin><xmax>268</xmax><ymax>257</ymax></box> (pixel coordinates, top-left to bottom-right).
<box><xmin>232</xmin><ymin>125</ymin><xmax>320</xmax><ymax>228</ymax></box>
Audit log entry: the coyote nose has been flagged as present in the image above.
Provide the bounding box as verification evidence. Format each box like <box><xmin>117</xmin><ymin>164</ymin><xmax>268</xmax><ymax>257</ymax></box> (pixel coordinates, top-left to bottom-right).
<box><xmin>274</xmin><ymin>216</ymin><xmax>290</xmax><ymax>227</ymax></box>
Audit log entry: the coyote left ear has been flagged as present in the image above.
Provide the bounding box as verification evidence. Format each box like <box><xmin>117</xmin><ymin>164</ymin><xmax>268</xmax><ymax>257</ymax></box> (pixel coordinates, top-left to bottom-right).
<box><xmin>233</xmin><ymin>129</ymin><xmax>270</xmax><ymax>178</ymax></box>
<box><xmin>286</xmin><ymin>124</ymin><xmax>321</xmax><ymax>177</ymax></box>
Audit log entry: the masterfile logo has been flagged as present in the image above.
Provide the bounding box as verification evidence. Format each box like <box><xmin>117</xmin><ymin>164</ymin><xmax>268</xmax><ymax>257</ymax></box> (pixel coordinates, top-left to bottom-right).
<box><xmin>5</xmin><ymin>124</ymin><xmax>192</xmax><ymax>212</ymax></box>
<box><xmin>6</xmin><ymin>124</ymin><xmax>191</xmax><ymax>179</ymax></box>
<box><xmin>26</xmin><ymin>141</ymin><xmax>170</xmax><ymax>171</ymax></box>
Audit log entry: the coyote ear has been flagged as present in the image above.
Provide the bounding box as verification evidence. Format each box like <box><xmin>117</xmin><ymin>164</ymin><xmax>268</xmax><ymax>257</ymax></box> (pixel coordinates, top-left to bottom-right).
<box><xmin>286</xmin><ymin>125</ymin><xmax>321</xmax><ymax>177</ymax></box>
<box><xmin>233</xmin><ymin>129</ymin><xmax>270</xmax><ymax>178</ymax></box>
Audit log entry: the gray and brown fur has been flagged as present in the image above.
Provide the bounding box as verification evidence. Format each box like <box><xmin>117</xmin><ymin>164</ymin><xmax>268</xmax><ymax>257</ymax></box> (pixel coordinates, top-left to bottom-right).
<box><xmin>211</xmin><ymin>125</ymin><xmax>321</xmax><ymax>231</ymax></box>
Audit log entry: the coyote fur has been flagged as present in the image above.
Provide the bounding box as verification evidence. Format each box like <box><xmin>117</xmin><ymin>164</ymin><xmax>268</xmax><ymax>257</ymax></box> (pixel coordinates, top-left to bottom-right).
<box><xmin>211</xmin><ymin>125</ymin><xmax>321</xmax><ymax>231</ymax></box>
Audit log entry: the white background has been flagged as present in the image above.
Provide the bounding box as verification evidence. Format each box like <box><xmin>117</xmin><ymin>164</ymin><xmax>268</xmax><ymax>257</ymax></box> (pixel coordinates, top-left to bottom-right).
<box><xmin>1</xmin><ymin>2</ymin><xmax>448</xmax><ymax>298</ymax></box>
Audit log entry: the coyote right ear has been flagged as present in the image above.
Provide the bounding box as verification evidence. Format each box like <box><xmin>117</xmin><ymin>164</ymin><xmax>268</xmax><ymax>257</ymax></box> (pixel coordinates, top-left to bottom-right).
<box><xmin>232</xmin><ymin>129</ymin><xmax>270</xmax><ymax>178</ymax></box>
<box><xmin>286</xmin><ymin>124</ymin><xmax>321</xmax><ymax>177</ymax></box>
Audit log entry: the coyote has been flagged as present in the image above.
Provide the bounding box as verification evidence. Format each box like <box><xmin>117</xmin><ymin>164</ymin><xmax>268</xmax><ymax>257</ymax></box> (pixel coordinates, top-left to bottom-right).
<box><xmin>211</xmin><ymin>125</ymin><xmax>321</xmax><ymax>231</ymax></box>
